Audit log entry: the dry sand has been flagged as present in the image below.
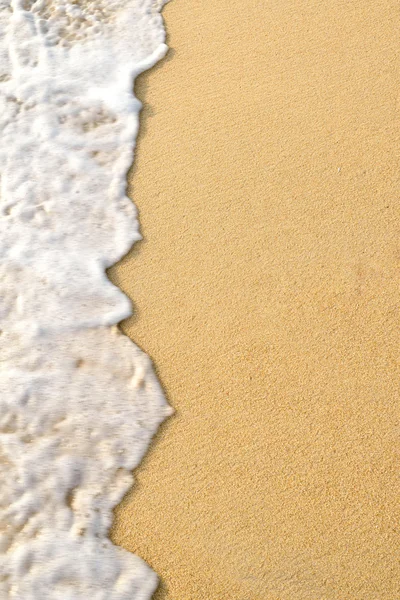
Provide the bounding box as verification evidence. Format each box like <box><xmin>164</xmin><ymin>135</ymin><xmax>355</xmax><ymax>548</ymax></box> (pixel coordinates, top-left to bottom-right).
<box><xmin>108</xmin><ymin>1</ymin><xmax>400</xmax><ymax>598</ymax></box>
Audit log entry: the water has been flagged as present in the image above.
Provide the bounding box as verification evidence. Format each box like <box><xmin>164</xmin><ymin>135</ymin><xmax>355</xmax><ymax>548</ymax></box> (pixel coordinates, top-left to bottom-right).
<box><xmin>0</xmin><ymin>0</ymin><xmax>172</xmax><ymax>597</ymax></box>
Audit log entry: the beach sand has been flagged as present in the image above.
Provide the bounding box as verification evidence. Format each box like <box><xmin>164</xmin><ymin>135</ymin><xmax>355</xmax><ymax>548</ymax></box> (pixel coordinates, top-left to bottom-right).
<box><xmin>108</xmin><ymin>1</ymin><xmax>400</xmax><ymax>598</ymax></box>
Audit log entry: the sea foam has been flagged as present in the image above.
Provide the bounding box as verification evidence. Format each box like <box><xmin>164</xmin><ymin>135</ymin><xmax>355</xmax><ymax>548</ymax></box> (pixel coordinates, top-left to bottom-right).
<box><xmin>0</xmin><ymin>0</ymin><xmax>172</xmax><ymax>597</ymax></box>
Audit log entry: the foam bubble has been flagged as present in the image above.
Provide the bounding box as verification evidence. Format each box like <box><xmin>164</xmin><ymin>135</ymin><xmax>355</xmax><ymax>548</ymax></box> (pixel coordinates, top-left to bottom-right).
<box><xmin>0</xmin><ymin>0</ymin><xmax>171</xmax><ymax>597</ymax></box>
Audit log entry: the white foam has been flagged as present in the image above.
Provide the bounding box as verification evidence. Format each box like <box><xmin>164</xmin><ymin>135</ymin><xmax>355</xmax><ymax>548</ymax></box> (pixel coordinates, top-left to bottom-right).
<box><xmin>0</xmin><ymin>0</ymin><xmax>172</xmax><ymax>597</ymax></box>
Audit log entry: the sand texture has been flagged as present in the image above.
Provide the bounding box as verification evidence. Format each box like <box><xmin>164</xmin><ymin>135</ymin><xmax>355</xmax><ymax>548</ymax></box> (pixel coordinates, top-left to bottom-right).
<box><xmin>109</xmin><ymin>1</ymin><xmax>400</xmax><ymax>598</ymax></box>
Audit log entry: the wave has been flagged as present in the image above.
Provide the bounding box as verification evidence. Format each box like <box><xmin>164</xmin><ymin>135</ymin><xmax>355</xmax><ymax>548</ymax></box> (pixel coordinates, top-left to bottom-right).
<box><xmin>0</xmin><ymin>1</ymin><xmax>172</xmax><ymax>597</ymax></box>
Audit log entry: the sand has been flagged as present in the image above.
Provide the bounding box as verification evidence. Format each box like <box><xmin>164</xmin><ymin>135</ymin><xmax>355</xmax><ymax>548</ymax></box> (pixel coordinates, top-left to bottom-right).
<box><xmin>108</xmin><ymin>1</ymin><xmax>400</xmax><ymax>598</ymax></box>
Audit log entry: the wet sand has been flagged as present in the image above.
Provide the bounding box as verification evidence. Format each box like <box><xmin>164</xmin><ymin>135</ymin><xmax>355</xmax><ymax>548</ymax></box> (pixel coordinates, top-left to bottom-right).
<box><xmin>109</xmin><ymin>1</ymin><xmax>400</xmax><ymax>598</ymax></box>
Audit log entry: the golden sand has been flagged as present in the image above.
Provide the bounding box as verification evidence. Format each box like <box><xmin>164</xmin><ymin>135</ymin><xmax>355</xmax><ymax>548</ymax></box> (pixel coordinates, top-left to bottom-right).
<box><xmin>109</xmin><ymin>1</ymin><xmax>400</xmax><ymax>597</ymax></box>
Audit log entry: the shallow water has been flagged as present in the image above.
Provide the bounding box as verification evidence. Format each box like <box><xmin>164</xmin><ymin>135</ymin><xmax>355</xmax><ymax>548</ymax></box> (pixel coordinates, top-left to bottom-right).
<box><xmin>0</xmin><ymin>1</ymin><xmax>171</xmax><ymax>597</ymax></box>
